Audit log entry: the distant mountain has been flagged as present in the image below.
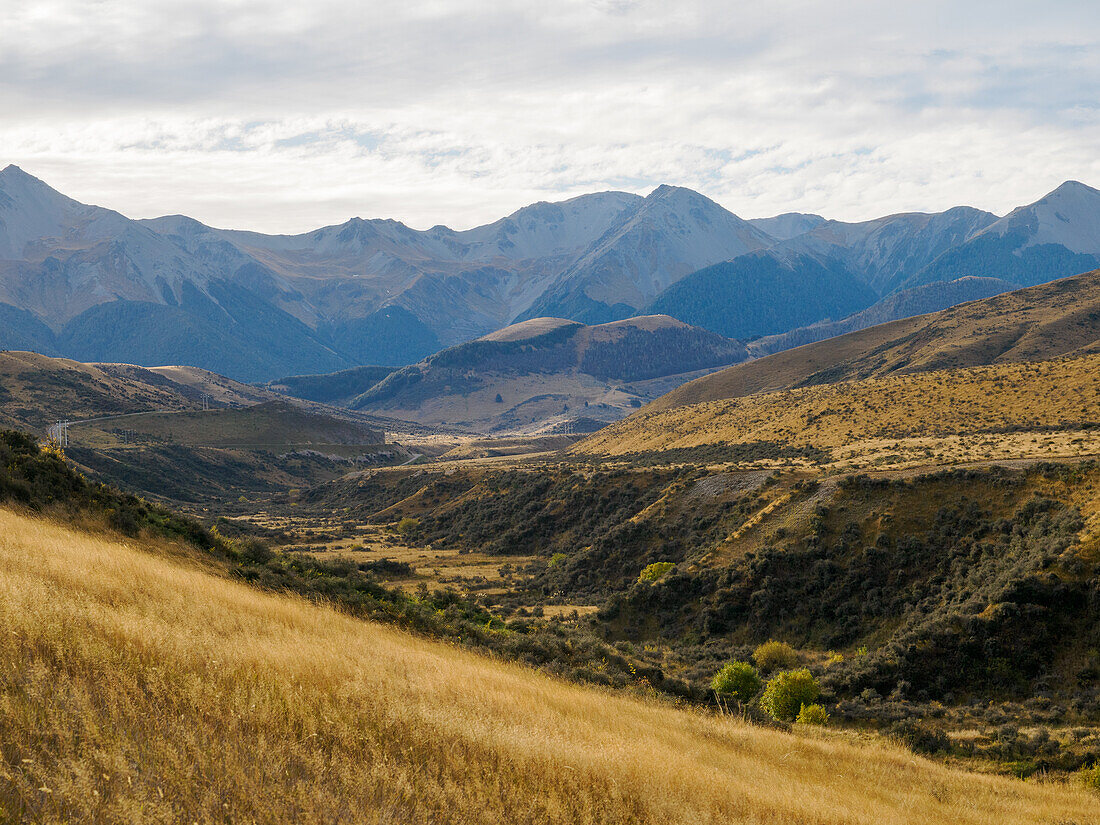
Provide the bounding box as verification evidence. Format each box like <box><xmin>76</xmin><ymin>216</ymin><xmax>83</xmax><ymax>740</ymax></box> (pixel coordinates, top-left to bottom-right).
<box><xmin>641</xmin><ymin>185</ymin><xmax>1099</xmax><ymax>345</ymax></box>
<box><xmin>781</xmin><ymin>205</ymin><xmax>999</xmax><ymax>295</ymax></box>
<box><xmin>149</xmin><ymin>190</ymin><xmax>642</xmax><ymax>348</ymax></box>
<box><xmin>901</xmin><ymin>181</ymin><xmax>1100</xmax><ymax>291</ymax></box>
<box><xmin>747</xmin><ymin>212</ymin><xmax>825</xmax><ymax>241</ymax></box>
<box><xmin>749</xmin><ymin>276</ymin><xmax>1016</xmax><ymax>357</ymax></box>
<box><xmin>517</xmin><ymin>186</ymin><xmax>775</xmax><ymax>324</ymax></box>
<box><xmin>647</xmin><ymin>267</ymin><xmax>1100</xmax><ymax>413</ymax></box>
<box><xmin>5</xmin><ymin>165</ymin><xmax>1100</xmax><ymax>386</ymax></box>
<box><xmin>349</xmin><ymin>315</ymin><xmax>748</xmax><ymax>432</ymax></box>
<box><xmin>0</xmin><ymin>304</ymin><xmax>57</xmax><ymax>353</ymax></box>
<box><xmin>0</xmin><ymin>168</ymin><xmax>652</xmax><ymax>378</ymax></box>
<box><xmin>0</xmin><ymin>166</ymin><xmax>352</xmax><ymax>380</ymax></box>
<box><xmin>642</xmin><ymin>250</ymin><xmax>877</xmax><ymax>340</ymax></box>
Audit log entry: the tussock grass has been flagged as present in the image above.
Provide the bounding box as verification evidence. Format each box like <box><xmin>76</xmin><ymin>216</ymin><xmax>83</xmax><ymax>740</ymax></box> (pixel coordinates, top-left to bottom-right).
<box><xmin>2</xmin><ymin>508</ymin><xmax>1097</xmax><ymax>824</ymax></box>
<box><xmin>577</xmin><ymin>353</ymin><xmax>1100</xmax><ymax>465</ymax></box>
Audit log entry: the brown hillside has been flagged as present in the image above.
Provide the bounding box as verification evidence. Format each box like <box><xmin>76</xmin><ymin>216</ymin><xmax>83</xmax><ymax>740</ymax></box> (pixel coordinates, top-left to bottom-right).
<box><xmin>575</xmin><ymin>353</ymin><xmax>1100</xmax><ymax>467</ymax></box>
<box><xmin>0</xmin><ymin>351</ymin><xmax>199</xmax><ymax>430</ymax></box>
<box><xmin>653</xmin><ymin>268</ymin><xmax>1100</xmax><ymax>412</ymax></box>
<box><xmin>4</xmin><ymin>507</ymin><xmax>1098</xmax><ymax>824</ymax></box>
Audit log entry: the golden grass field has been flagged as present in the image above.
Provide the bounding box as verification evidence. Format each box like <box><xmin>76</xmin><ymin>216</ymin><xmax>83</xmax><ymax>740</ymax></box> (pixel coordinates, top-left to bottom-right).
<box><xmin>2</xmin><ymin>507</ymin><xmax>1099</xmax><ymax>824</ymax></box>
<box><xmin>576</xmin><ymin>353</ymin><xmax>1100</xmax><ymax>468</ymax></box>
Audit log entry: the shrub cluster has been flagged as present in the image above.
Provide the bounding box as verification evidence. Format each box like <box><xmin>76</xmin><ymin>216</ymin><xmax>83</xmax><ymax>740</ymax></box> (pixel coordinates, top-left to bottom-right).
<box><xmin>753</xmin><ymin>640</ymin><xmax>799</xmax><ymax>673</ymax></box>
<box><xmin>638</xmin><ymin>562</ymin><xmax>675</xmax><ymax>583</ymax></box>
<box><xmin>710</xmin><ymin>661</ymin><xmax>761</xmax><ymax>704</ymax></box>
<box><xmin>795</xmin><ymin>704</ymin><xmax>829</xmax><ymax>726</ymax></box>
<box><xmin>760</xmin><ymin>669</ymin><xmax>820</xmax><ymax>722</ymax></box>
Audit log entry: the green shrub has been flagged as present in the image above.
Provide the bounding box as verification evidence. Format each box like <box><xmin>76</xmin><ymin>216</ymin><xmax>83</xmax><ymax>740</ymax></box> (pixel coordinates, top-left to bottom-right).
<box><xmin>1078</xmin><ymin>764</ymin><xmax>1100</xmax><ymax>792</ymax></box>
<box><xmin>638</xmin><ymin>561</ymin><xmax>675</xmax><ymax>583</ymax></box>
<box><xmin>760</xmin><ymin>669</ymin><xmax>819</xmax><ymax>722</ymax></box>
<box><xmin>795</xmin><ymin>703</ymin><xmax>829</xmax><ymax>726</ymax></box>
<box><xmin>753</xmin><ymin>640</ymin><xmax>799</xmax><ymax>672</ymax></box>
<box><xmin>710</xmin><ymin>661</ymin><xmax>762</xmax><ymax>703</ymax></box>
<box><xmin>396</xmin><ymin>516</ymin><xmax>420</xmax><ymax>537</ymax></box>
<box><xmin>548</xmin><ymin>552</ymin><xmax>568</xmax><ymax>567</ymax></box>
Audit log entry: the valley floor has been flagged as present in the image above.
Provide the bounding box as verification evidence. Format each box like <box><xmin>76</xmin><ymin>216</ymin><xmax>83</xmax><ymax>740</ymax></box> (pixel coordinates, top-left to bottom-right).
<box><xmin>3</xmin><ymin>507</ymin><xmax>1098</xmax><ymax>824</ymax></box>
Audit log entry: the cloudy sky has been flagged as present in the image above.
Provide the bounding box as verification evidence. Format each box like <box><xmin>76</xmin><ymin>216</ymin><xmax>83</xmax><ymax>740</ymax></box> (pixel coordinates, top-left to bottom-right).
<box><xmin>2</xmin><ymin>0</ymin><xmax>1099</xmax><ymax>232</ymax></box>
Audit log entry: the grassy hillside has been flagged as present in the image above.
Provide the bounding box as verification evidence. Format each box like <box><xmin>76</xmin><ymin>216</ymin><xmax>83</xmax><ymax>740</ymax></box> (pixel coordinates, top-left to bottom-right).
<box><xmin>70</xmin><ymin>401</ymin><xmax>384</xmax><ymax>449</ymax></box>
<box><xmin>0</xmin><ymin>351</ymin><xmax>415</xmax><ymax>502</ymax></box>
<box><xmin>0</xmin><ymin>351</ymin><xmax>198</xmax><ymax>431</ymax></box>
<box><xmin>0</xmin><ymin>350</ymin><xmax>286</xmax><ymax>431</ymax></box>
<box><xmin>575</xmin><ymin>353</ymin><xmax>1100</xmax><ymax>467</ymax></box>
<box><xmin>304</xmin><ymin>453</ymin><xmax>1100</xmax><ymax>776</ymax></box>
<box><xmin>750</xmin><ymin>276</ymin><xmax>1016</xmax><ymax>357</ymax></box>
<box><xmin>655</xmin><ymin>268</ymin><xmax>1100</xmax><ymax>412</ymax></box>
<box><xmin>3</xmin><ymin>506</ymin><xmax>1097</xmax><ymax>823</ymax></box>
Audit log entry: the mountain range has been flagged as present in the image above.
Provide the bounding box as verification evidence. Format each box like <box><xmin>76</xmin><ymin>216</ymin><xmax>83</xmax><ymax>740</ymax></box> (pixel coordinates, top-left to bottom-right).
<box><xmin>2</xmin><ymin>164</ymin><xmax>1100</xmax><ymax>382</ymax></box>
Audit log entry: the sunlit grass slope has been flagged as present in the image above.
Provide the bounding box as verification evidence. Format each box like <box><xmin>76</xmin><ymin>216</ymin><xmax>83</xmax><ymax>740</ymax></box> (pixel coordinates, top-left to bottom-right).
<box><xmin>575</xmin><ymin>353</ymin><xmax>1100</xmax><ymax>464</ymax></box>
<box><xmin>2</xmin><ymin>508</ymin><xmax>1098</xmax><ymax>824</ymax></box>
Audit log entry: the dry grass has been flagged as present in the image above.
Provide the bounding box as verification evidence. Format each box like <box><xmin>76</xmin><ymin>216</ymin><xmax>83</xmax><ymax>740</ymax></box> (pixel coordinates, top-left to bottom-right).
<box><xmin>2</xmin><ymin>508</ymin><xmax>1098</xmax><ymax>824</ymax></box>
<box><xmin>577</xmin><ymin>353</ymin><xmax>1100</xmax><ymax>467</ymax></box>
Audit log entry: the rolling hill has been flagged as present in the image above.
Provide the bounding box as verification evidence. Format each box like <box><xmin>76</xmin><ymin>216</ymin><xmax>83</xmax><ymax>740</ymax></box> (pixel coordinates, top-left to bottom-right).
<box><xmin>349</xmin><ymin>315</ymin><xmax>749</xmax><ymax>432</ymax></box>
<box><xmin>574</xmin><ymin>351</ymin><xmax>1100</xmax><ymax>467</ymax></box>
<box><xmin>648</xmin><ymin>268</ymin><xmax>1100</xmax><ymax>413</ymax></box>
<box><xmin>749</xmin><ymin>276</ymin><xmax>1017</xmax><ymax>357</ymax></box>
<box><xmin>0</xmin><ymin>350</ymin><xmax>411</xmax><ymax>502</ymax></box>
<box><xmin>3</xmin><ymin>503</ymin><xmax>1096</xmax><ymax>823</ymax></box>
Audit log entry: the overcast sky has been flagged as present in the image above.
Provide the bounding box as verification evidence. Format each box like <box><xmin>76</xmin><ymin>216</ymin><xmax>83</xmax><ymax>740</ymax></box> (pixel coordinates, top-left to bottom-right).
<box><xmin>2</xmin><ymin>0</ymin><xmax>1099</xmax><ymax>233</ymax></box>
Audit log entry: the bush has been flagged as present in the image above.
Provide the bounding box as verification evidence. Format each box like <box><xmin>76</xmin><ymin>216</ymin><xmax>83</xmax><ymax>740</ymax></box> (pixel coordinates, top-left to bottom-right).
<box><xmin>753</xmin><ymin>640</ymin><xmax>799</xmax><ymax>673</ymax></box>
<box><xmin>710</xmin><ymin>661</ymin><xmax>762</xmax><ymax>704</ymax></box>
<box><xmin>795</xmin><ymin>703</ymin><xmax>829</xmax><ymax>726</ymax></box>
<box><xmin>760</xmin><ymin>669</ymin><xmax>819</xmax><ymax>722</ymax></box>
<box><xmin>638</xmin><ymin>562</ymin><xmax>675</xmax><ymax>583</ymax></box>
<box><xmin>396</xmin><ymin>517</ymin><xmax>420</xmax><ymax>537</ymax></box>
<box><xmin>1079</xmin><ymin>764</ymin><xmax>1100</xmax><ymax>792</ymax></box>
<box><xmin>890</xmin><ymin>720</ymin><xmax>951</xmax><ymax>755</ymax></box>
<box><xmin>240</xmin><ymin>538</ymin><xmax>274</xmax><ymax>565</ymax></box>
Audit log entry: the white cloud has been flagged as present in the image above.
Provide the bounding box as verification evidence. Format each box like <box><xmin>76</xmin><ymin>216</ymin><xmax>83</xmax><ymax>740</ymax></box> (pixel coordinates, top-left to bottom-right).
<box><xmin>1</xmin><ymin>0</ymin><xmax>1098</xmax><ymax>231</ymax></box>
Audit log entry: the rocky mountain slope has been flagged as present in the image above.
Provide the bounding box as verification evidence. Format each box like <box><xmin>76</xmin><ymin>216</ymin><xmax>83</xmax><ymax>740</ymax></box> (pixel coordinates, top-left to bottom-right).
<box><xmin>517</xmin><ymin>186</ymin><xmax>775</xmax><ymax>324</ymax></box>
<box><xmin>900</xmin><ymin>181</ymin><xmax>1100</xmax><ymax>291</ymax></box>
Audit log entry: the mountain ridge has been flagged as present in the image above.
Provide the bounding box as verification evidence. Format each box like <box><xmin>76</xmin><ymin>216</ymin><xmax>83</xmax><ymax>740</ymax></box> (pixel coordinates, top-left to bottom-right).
<box><xmin>4</xmin><ymin>165</ymin><xmax>1100</xmax><ymax>385</ymax></box>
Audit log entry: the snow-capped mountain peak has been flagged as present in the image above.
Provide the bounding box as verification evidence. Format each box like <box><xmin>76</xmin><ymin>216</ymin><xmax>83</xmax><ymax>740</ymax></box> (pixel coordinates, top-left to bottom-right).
<box><xmin>974</xmin><ymin>180</ymin><xmax>1100</xmax><ymax>254</ymax></box>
